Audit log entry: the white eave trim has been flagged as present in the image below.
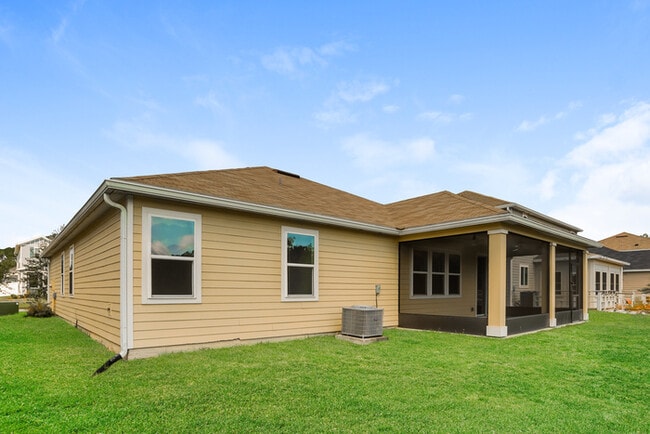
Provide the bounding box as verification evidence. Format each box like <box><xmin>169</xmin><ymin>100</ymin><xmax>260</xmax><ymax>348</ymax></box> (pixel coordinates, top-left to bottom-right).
<box><xmin>400</xmin><ymin>213</ymin><xmax>600</xmax><ymax>248</ymax></box>
<box><xmin>498</xmin><ymin>202</ymin><xmax>583</xmax><ymax>233</ymax></box>
<box><xmin>587</xmin><ymin>253</ymin><xmax>630</xmax><ymax>267</ymax></box>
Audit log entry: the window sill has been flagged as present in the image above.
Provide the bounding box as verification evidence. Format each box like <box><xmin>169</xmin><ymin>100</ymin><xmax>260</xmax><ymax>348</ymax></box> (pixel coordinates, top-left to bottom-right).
<box><xmin>282</xmin><ymin>296</ymin><xmax>319</xmax><ymax>302</ymax></box>
<box><xmin>142</xmin><ymin>296</ymin><xmax>202</xmax><ymax>305</ymax></box>
<box><xmin>410</xmin><ymin>294</ymin><xmax>462</xmax><ymax>299</ymax></box>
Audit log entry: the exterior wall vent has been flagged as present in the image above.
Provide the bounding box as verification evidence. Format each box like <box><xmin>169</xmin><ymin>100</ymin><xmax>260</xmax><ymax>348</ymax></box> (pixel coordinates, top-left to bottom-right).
<box><xmin>341</xmin><ymin>306</ymin><xmax>384</xmax><ymax>338</ymax></box>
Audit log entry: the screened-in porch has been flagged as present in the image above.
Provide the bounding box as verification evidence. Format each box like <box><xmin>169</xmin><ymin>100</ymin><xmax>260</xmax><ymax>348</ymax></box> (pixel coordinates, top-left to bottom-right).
<box><xmin>398</xmin><ymin>230</ymin><xmax>586</xmax><ymax>337</ymax></box>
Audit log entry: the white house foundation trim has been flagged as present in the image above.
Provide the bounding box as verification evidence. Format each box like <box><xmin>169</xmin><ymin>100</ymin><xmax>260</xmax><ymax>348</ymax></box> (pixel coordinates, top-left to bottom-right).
<box><xmin>486</xmin><ymin>325</ymin><xmax>508</xmax><ymax>337</ymax></box>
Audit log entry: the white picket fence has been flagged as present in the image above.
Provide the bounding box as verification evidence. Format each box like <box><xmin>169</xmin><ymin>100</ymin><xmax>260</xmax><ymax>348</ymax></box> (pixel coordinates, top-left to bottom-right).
<box><xmin>591</xmin><ymin>291</ymin><xmax>649</xmax><ymax>311</ymax></box>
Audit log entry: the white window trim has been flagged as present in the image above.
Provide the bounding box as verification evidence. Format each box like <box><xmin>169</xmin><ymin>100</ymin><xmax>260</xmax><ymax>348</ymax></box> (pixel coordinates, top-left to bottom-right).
<box><xmin>410</xmin><ymin>248</ymin><xmax>462</xmax><ymax>299</ymax></box>
<box><xmin>281</xmin><ymin>226</ymin><xmax>319</xmax><ymax>301</ymax></box>
<box><xmin>142</xmin><ymin>207</ymin><xmax>202</xmax><ymax>304</ymax></box>
<box><xmin>520</xmin><ymin>265</ymin><xmax>529</xmax><ymax>288</ymax></box>
<box><xmin>60</xmin><ymin>253</ymin><xmax>65</xmax><ymax>296</ymax></box>
<box><xmin>68</xmin><ymin>246</ymin><xmax>74</xmax><ymax>296</ymax></box>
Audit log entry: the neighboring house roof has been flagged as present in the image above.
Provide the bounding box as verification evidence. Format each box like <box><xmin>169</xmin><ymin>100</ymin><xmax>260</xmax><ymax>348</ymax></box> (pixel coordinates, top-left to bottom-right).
<box><xmin>599</xmin><ymin>232</ymin><xmax>650</xmax><ymax>251</ymax></box>
<box><xmin>44</xmin><ymin>166</ymin><xmax>599</xmax><ymax>256</ymax></box>
<box><xmin>589</xmin><ymin>246</ymin><xmax>650</xmax><ymax>271</ymax></box>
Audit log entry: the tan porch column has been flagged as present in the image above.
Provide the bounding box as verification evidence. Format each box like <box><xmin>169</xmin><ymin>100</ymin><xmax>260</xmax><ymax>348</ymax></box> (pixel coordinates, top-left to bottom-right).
<box><xmin>486</xmin><ymin>229</ymin><xmax>508</xmax><ymax>337</ymax></box>
<box><xmin>548</xmin><ymin>243</ymin><xmax>556</xmax><ymax>327</ymax></box>
<box><xmin>582</xmin><ymin>250</ymin><xmax>589</xmax><ymax>321</ymax></box>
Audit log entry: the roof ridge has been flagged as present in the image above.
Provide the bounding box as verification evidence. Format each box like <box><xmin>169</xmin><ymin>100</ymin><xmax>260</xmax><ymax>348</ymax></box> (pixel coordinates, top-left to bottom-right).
<box><xmin>113</xmin><ymin>166</ymin><xmax>271</xmax><ymax>181</ymax></box>
<box><xmin>452</xmin><ymin>191</ymin><xmax>510</xmax><ymax>214</ymax></box>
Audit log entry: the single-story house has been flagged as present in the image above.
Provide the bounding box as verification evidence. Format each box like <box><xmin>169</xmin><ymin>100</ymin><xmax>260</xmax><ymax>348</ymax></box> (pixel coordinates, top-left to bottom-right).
<box><xmin>14</xmin><ymin>236</ymin><xmax>51</xmax><ymax>295</ymax></box>
<box><xmin>43</xmin><ymin>167</ymin><xmax>599</xmax><ymax>359</ymax></box>
<box><xmin>586</xmin><ymin>252</ymin><xmax>628</xmax><ymax>310</ymax></box>
<box><xmin>589</xmin><ymin>243</ymin><xmax>650</xmax><ymax>299</ymax></box>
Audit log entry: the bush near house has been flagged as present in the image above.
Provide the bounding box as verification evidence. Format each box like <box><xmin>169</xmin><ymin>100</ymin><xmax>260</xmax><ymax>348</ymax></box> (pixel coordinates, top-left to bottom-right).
<box><xmin>0</xmin><ymin>311</ymin><xmax>648</xmax><ymax>433</ymax></box>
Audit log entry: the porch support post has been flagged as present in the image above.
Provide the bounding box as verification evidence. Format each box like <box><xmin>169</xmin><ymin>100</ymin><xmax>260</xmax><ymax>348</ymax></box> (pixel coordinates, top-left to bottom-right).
<box><xmin>486</xmin><ymin>229</ymin><xmax>508</xmax><ymax>337</ymax></box>
<box><xmin>549</xmin><ymin>243</ymin><xmax>557</xmax><ymax>327</ymax></box>
<box><xmin>582</xmin><ymin>250</ymin><xmax>589</xmax><ymax>321</ymax></box>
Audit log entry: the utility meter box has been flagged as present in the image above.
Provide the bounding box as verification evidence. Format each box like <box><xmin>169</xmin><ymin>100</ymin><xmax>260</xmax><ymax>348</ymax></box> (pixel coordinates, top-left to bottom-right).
<box><xmin>341</xmin><ymin>305</ymin><xmax>384</xmax><ymax>338</ymax></box>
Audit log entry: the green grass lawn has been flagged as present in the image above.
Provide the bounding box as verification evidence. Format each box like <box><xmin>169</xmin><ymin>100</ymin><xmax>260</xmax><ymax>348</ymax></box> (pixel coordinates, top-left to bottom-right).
<box><xmin>1</xmin><ymin>312</ymin><xmax>648</xmax><ymax>433</ymax></box>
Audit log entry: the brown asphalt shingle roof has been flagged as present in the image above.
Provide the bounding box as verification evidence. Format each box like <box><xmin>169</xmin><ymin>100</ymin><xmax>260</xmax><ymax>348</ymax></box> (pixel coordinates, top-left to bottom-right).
<box><xmin>115</xmin><ymin>166</ymin><xmax>510</xmax><ymax>230</ymax></box>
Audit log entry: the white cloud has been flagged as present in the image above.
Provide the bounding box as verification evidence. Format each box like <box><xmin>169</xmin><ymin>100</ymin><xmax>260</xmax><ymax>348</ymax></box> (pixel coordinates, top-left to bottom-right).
<box><xmin>418</xmin><ymin>111</ymin><xmax>473</xmax><ymax>124</ymax></box>
<box><xmin>107</xmin><ymin>118</ymin><xmax>241</xmax><ymax>170</ymax></box>
<box><xmin>448</xmin><ymin>94</ymin><xmax>465</xmax><ymax>105</ymax></box>
<box><xmin>261</xmin><ymin>40</ymin><xmax>354</xmax><ymax>77</ymax></box>
<box><xmin>314</xmin><ymin>79</ymin><xmax>392</xmax><ymax>126</ymax></box>
<box><xmin>50</xmin><ymin>0</ymin><xmax>86</xmax><ymax>44</ymax></box>
<box><xmin>261</xmin><ymin>46</ymin><xmax>325</xmax><ymax>76</ymax></box>
<box><xmin>541</xmin><ymin>101</ymin><xmax>650</xmax><ymax>240</ymax></box>
<box><xmin>183</xmin><ymin>139</ymin><xmax>242</xmax><ymax>170</ymax></box>
<box><xmin>318</xmin><ymin>40</ymin><xmax>356</xmax><ymax>56</ymax></box>
<box><xmin>0</xmin><ymin>146</ymin><xmax>88</xmax><ymax>247</ymax></box>
<box><xmin>194</xmin><ymin>91</ymin><xmax>226</xmax><ymax>115</ymax></box>
<box><xmin>566</xmin><ymin>101</ymin><xmax>650</xmax><ymax>167</ymax></box>
<box><xmin>516</xmin><ymin>101</ymin><xmax>582</xmax><ymax>132</ymax></box>
<box><xmin>336</xmin><ymin>80</ymin><xmax>390</xmax><ymax>103</ymax></box>
<box><xmin>342</xmin><ymin>133</ymin><xmax>435</xmax><ymax>170</ymax></box>
<box><xmin>312</xmin><ymin>108</ymin><xmax>356</xmax><ymax>125</ymax></box>
<box><xmin>418</xmin><ymin>111</ymin><xmax>455</xmax><ymax>123</ymax></box>
<box><xmin>382</xmin><ymin>105</ymin><xmax>400</xmax><ymax>114</ymax></box>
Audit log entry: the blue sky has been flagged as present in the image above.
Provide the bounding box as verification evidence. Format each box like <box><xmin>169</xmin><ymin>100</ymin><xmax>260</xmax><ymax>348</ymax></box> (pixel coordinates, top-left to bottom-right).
<box><xmin>1</xmin><ymin>1</ymin><xmax>650</xmax><ymax>247</ymax></box>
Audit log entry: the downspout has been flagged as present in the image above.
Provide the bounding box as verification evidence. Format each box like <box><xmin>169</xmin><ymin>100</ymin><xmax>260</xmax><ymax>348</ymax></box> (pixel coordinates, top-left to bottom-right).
<box><xmin>100</xmin><ymin>193</ymin><xmax>130</xmax><ymax>368</ymax></box>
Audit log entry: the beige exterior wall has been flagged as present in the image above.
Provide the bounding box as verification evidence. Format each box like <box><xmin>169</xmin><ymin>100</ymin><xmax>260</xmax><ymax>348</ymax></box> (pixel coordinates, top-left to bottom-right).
<box><xmin>623</xmin><ymin>271</ymin><xmax>650</xmax><ymax>297</ymax></box>
<box><xmin>131</xmin><ymin>198</ymin><xmax>399</xmax><ymax>353</ymax></box>
<box><xmin>399</xmin><ymin>241</ymin><xmax>481</xmax><ymax>318</ymax></box>
<box><xmin>49</xmin><ymin>209</ymin><xmax>122</xmax><ymax>353</ymax></box>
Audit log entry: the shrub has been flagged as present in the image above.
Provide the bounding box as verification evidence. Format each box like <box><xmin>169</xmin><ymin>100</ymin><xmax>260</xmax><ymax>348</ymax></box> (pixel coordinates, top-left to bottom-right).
<box><xmin>26</xmin><ymin>300</ymin><xmax>53</xmax><ymax>318</ymax></box>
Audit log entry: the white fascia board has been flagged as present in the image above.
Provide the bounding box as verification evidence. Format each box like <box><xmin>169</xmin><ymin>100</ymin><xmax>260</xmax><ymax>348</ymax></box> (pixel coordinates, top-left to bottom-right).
<box><xmin>587</xmin><ymin>253</ymin><xmax>630</xmax><ymax>267</ymax></box>
<box><xmin>104</xmin><ymin>179</ymin><xmax>400</xmax><ymax>236</ymax></box>
<box><xmin>498</xmin><ymin>202</ymin><xmax>583</xmax><ymax>233</ymax></box>
<box><xmin>400</xmin><ymin>214</ymin><xmax>600</xmax><ymax>248</ymax></box>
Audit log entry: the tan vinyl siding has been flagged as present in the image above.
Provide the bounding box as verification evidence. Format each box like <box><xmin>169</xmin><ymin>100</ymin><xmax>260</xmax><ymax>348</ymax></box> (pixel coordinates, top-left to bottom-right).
<box><xmin>399</xmin><ymin>243</ymin><xmax>479</xmax><ymax>317</ymax></box>
<box><xmin>623</xmin><ymin>271</ymin><xmax>650</xmax><ymax>297</ymax></box>
<box><xmin>49</xmin><ymin>209</ymin><xmax>122</xmax><ymax>352</ymax></box>
<box><xmin>132</xmin><ymin>198</ymin><xmax>398</xmax><ymax>350</ymax></box>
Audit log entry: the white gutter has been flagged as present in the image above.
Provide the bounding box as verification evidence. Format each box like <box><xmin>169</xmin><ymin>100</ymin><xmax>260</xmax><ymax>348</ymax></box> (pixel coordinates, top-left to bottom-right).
<box><xmin>103</xmin><ymin>193</ymin><xmax>130</xmax><ymax>359</ymax></box>
<box><xmin>587</xmin><ymin>253</ymin><xmax>630</xmax><ymax>267</ymax></box>
<box><xmin>498</xmin><ymin>202</ymin><xmax>583</xmax><ymax>233</ymax></box>
<box><xmin>400</xmin><ymin>213</ymin><xmax>600</xmax><ymax>248</ymax></box>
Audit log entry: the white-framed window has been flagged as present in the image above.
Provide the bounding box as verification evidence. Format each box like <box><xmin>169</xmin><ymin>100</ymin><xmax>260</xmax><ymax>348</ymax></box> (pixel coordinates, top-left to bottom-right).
<box><xmin>281</xmin><ymin>227</ymin><xmax>318</xmax><ymax>301</ymax></box>
<box><xmin>142</xmin><ymin>207</ymin><xmax>202</xmax><ymax>304</ymax></box>
<box><xmin>68</xmin><ymin>246</ymin><xmax>74</xmax><ymax>295</ymax></box>
<box><xmin>615</xmin><ymin>273</ymin><xmax>620</xmax><ymax>292</ymax></box>
<box><xmin>411</xmin><ymin>249</ymin><xmax>461</xmax><ymax>297</ymax></box>
<box><xmin>595</xmin><ymin>271</ymin><xmax>601</xmax><ymax>292</ymax></box>
<box><xmin>60</xmin><ymin>253</ymin><xmax>65</xmax><ymax>296</ymax></box>
<box><xmin>520</xmin><ymin>265</ymin><xmax>529</xmax><ymax>287</ymax></box>
<box><xmin>602</xmin><ymin>272</ymin><xmax>607</xmax><ymax>291</ymax></box>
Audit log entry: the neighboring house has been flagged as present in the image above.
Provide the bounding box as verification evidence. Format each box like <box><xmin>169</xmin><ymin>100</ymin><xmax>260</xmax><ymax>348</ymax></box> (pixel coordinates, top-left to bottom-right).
<box><xmin>589</xmin><ymin>242</ymin><xmax>650</xmax><ymax>300</ymax></box>
<box><xmin>43</xmin><ymin>167</ymin><xmax>598</xmax><ymax>359</ymax></box>
<box><xmin>14</xmin><ymin>236</ymin><xmax>50</xmax><ymax>296</ymax></box>
<box><xmin>0</xmin><ymin>281</ymin><xmax>19</xmax><ymax>296</ymax></box>
<box><xmin>586</xmin><ymin>252</ymin><xmax>628</xmax><ymax>310</ymax></box>
<box><xmin>600</xmin><ymin>232</ymin><xmax>650</xmax><ymax>251</ymax></box>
